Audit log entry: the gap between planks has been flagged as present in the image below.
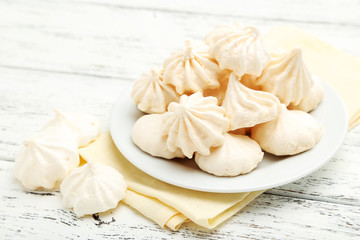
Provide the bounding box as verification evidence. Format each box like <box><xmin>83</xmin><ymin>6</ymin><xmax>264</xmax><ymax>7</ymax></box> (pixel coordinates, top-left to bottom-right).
<box><xmin>83</xmin><ymin>1</ymin><xmax>360</xmax><ymax>28</ymax></box>
<box><xmin>0</xmin><ymin>65</ymin><xmax>133</xmax><ymax>81</ymax></box>
<box><xmin>265</xmin><ymin>190</ymin><xmax>360</xmax><ymax>208</ymax></box>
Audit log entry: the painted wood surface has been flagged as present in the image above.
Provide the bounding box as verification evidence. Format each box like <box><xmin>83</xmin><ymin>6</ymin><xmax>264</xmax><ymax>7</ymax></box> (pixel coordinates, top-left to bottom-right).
<box><xmin>1</xmin><ymin>0</ymin><xmax>360</xmax><ymax>79</ymax></box>
<box><xmin>1</xmin><ymin>161</ymin><xmax>359</xmax><ymax>239</ymax></box>
<box><xmin>0</xmin><ymin>0</ymin><xmax>359</xmax><ymax>239</ymax></box>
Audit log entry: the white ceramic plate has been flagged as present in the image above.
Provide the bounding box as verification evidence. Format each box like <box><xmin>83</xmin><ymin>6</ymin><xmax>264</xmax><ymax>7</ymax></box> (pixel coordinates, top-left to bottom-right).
<box><xmin>110</xmin><ymin>81</ymin><xmax>348</xmax><ymax>193</ymax></box>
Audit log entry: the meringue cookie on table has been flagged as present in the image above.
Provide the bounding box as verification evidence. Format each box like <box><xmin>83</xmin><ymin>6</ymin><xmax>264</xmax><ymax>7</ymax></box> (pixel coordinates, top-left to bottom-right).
<box><xmin>251</xmin><ymin>104</ymin><xmax>322</xmax><ymax>156</ymax></box>
<box><xmin>162</xmin><ymin>92</ymin><xmax>229</xmax><ymax>158</ymax></box>
<box><xmin>163</xmin><ymin>40</ymin><xmax>223</xmax><ymax>94</ymax></box>
<box><xmin>222</xmin><ymin>73</ymin><xmax>281</xmax><ymax>130</ymax></box>
<box><xmin>195</xmin><ymin>133</ymin><xmax>263</xmax><ymax>177</ymax></box>
<box><xmin>131</xmin><ymin>67</ymin><xmax>179</xmax><ymax>114</ymax></box>
<box><xmin>44</xmin><ymin>109</ymin><xmax>100</xmax><ymax>147</ymax></box>
<box><xmin>255</xmin><ymin>48</ymin><xmax>314</xmax><ymax>106</ymax></box>
<box><xmin>60</xmin><ymin>160</ymin><xmax>127</xmax><ymax>217</ymax></box>
<box><xmin>132</xmin><ymin>114</ymin><xmax>185</xmax><ymax>159</ymax></box>
<box><xmin>205</xmin><ymin>24</ymin><xmax>270</xmax><ymax>77</ymax></box>
<box><xmin>14</xmin><ymin>126</ymin><xmax>79</xmax><ymax>190</ymax></box>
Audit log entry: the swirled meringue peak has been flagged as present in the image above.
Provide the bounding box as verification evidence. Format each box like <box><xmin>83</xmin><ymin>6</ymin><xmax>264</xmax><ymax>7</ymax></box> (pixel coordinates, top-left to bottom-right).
<box><xmin>163</xmin><ymin>40</ymin><xmax>222</xmax><ymax>94</ymax></box>
<box><xmin>14</xmin><ymin>127</ymin><xmax>79</xmax><ymax>190</ymax></box>
<box><xmin>195</xmin><ymin>133</ymin><xmax>263</xmax><ymax>177</ymax></box>
<box><xmin>162</xmin><ymin>92</ymin><xmax>229</xmax><ymax>158</ymax></box>
<box><xmin>256</xmin><ymin>48</ymin><xmax>314</xmax><ymax>106</ymax></box>
<box><xmin>60</xmin><ymin>160</ymin><xmax>127</xmax><ymax>217</ymax></box>
<box><xmin>251</xmin><ymin>104</ymin><xmax>322</xmax><ymax>156</ymax></box>
<box><xmin>288</xmin><ymin>75</ymin><xmax>323</xmax><ymax>112</ymax></box>
<box><xmin>204</xmin><ymin>23</ymin><xmax>244</xmax><ymax>47</ymax></box>
<box><xmin>222</xmin><ymin>73</ymin><xmax>281</xmax><ymax>130</ymax></box>
<box><xmin>205</xmin><ymin>24</ymin><xmax>270</xmax><ymax>77</ymax></box>
<box><xmin>131</xmin><ymin>67</ymin><xmax>179</xmax><ymax>114</ymax></box>
<box><xmin>44</xmin><ymin>109</ymin><xmax>100</xmax><ymax>147</ymax></box>
<box><xmin>132</xmin><ymin>114</ymin><xmax>185</xmax><ymax>159</ymax></box>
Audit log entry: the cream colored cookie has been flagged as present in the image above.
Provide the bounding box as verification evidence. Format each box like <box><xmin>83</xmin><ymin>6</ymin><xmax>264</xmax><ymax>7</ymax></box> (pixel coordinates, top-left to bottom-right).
<box><xmin>203</xmin><ymin>69</ymin><xmax>232</xmax><ymax>105</ymax></box>
<box><xmin>195</xmin><ymin>133</ymin><xmax>263</xmax><ymax>176</ymax></box>
<box><xmin>132</xmin><ymin>114</ymin><xmax>185</xmax><ymax>159</ymax></box>
<box><xmin>162</xmin><ymin>93</ymin><xmax>229</xmax><ymax>158</ymax></box>
<box><xmin>255</xmin><ymin>48</ymin><xmax>315</xmax><ymax>106</ymax></box>
<box><xmin>163</xmin><ymin>40</ymin><xmax>222</xmax><ymax>94</ymax></box>
<box><xmin>288</xmin><ymin>75</ymin><xmax>323</xmax><ymax>112</ymax></box>
<box><xmin>61</xmin><ymin>160</ymin><xmax>127</xmax><ymax>217</ymax></box>
<box><xmin>204</xmin><ymin>22</ymin><xmax>243</xmax><ymax>47</ymax></box>
<box><xmin>14</xmin><ymin>126</ymin><xmax>79</xmax><ymax>190</ymax></box>
<box><xmin>43</xmin><ymin>109</ymin><xmax>100</xmax><ymax>147</ymax></box>
<box><xmin>205</xmin><ymin>24</ymin><xmax>270</xmax><ymax>77</ymax></box>
<box><xmin>251</xmin><ymin>104</ymin><xmax>322</xmax><ymax>156</ymax></box>
<box><xmin>222</xmin><ymin>73</ymin><xmax>281</xmax><ymax>130</ymax></box>
<box><xmin>131</xmin><ymin>67</ymin><xmax>179</xmax><ymax>114</ymax></box>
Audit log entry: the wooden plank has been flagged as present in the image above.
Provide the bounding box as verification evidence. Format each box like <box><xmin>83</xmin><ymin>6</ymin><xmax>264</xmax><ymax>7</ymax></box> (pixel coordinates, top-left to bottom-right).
<box><xmin>1</xmin><ymin>160</ymin><xmax>359</xmax><ymax>239</ymax></box>
<box><xmin>80</xmin><ymin>0</ymin><xmax>360</xmax><ymax>26</ymax></box>
<box><xmin>1</xmin><ymin>67</ymin><xmax>359</xmax><ymax>207</ymax></box>
<box><xmin>0</xmin><ymin>0</ymin><xmax>359</xmax><ymax>79</ymax></box>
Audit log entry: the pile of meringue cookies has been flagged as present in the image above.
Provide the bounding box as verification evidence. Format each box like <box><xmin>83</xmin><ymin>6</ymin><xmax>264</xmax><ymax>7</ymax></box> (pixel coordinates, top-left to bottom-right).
<box><xmin>131</xmin><ymin>23</ymin><xmax>323</xmax><ymax>177</ymax></box>
<box><xmin>14</xmin><ymin>110</ymin><xmax>127</xmax><ymax>217</ymax></box>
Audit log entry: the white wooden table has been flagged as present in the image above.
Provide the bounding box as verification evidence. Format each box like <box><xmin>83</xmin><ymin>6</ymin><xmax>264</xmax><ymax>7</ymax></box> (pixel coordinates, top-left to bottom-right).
<box><xmin>1</xmin><ymin>0</ymin><xmax>360</xmax><ymax>239</ymax></box>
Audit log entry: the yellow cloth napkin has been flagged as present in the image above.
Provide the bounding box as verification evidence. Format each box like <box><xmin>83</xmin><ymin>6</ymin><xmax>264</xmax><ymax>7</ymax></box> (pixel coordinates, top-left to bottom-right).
<box><xmin>79</xmin><ymin>26</ymin><xmax>359</xmax><ymax>231</ymax></box>
<box><xmin>79</xmin><ymin>132</ymin><xmax>264</xmax><ymax>230</ymax></box>
<box><xmin>264</xmin><ymin>26</ymin><xmax>360</xmax><ymax>129</ymax></box>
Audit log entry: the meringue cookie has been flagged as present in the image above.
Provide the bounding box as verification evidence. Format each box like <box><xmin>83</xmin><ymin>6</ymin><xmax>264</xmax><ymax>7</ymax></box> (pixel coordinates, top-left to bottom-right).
<box><xmin>251</xmin><ymin>105</ymin><xmax>322</xmax><ymax>156</ymax></box>
<box><xmin>131</xmin><ymin>67</ymin><xmax>179</xmax><ymax>114</ymax></box>
<box><xmin>255</xmin><ymin>48</ymin><xmax>314</xmax><ymax>106</ymax></box>
<box><xmin>163</xmin><ymin>40</ymin><xmax>222</xmax><ymax>94</ymax></box>
<box><xmin>205</xmin><ymin>24</ymin><xmax>270</xmax><ymax>77</ymax></box>
<box><xmin>240</xmin><ymin>74</ymin><xmax>262</xmax><ymax>91</ymax></box>
<box><xmin>288</xmin><ymin>75</ymin><xmax>323</xmax><ymax>112</ymax></box>
<box><xmin>44</xmin><ymin>109</ymin><xmax>100</xmax><ymax>147</ymax></box>
<box><xmin>203</xmin><ymin>69</ymin><xmax>232</xmax><ymax>105</ymax></box>
<box><xmin>204</xmin><ymin>23</ymin><xmax>243</xmax><ymax>47</ymax></box>
<box><xmin>222</xmin><ymin>73</ymin><xmax>281</xmax><ymax>130</ymax></box>
<box><xmin>229</xmin><ymin>127</ymin><xmax>250</xmax><ymax>135</ymax></box>
<box><xmin>132</xmin><ymin>114</ymin><xmax>185</xmax><ymax>159</ymax></box>
<box><xmin>60</xmin><ymin>160</ymin><xmax>127</xmax><ymax>217</ymax></box>
<box><xmin>14</xmin><ymin>126</ymin><xmax>79</xmax><ymax>190</ymax></box>
<box><xmin>162</xmin><ymin>92</ymin><xmax>229</xmax><ymax>158</ymax></box>
<box><xmin>195</xmin><ymin>133</ymin><xmax>263</xmax><ymax>176</ymax></box>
